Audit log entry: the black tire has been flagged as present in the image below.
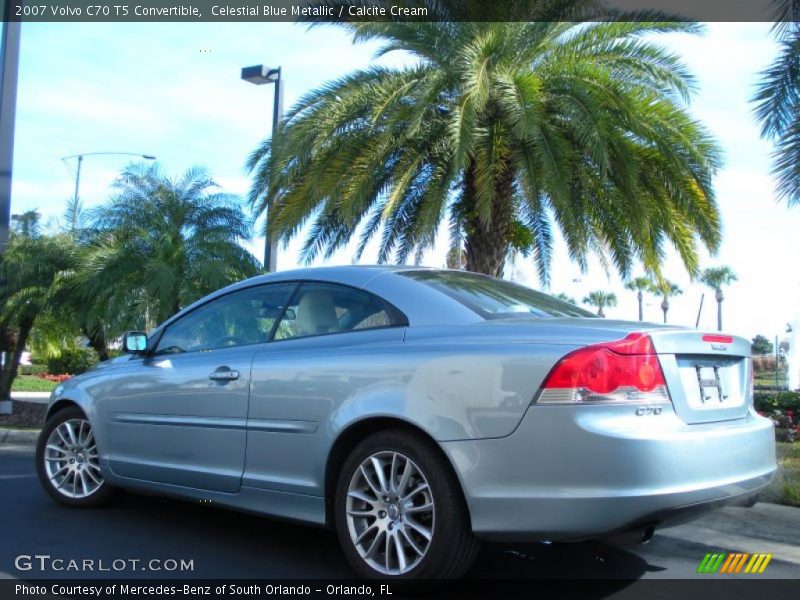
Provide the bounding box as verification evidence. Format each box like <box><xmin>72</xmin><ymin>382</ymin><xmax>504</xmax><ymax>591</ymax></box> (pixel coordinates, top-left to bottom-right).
<box><xmin>334</xmin><ymin>429</ymin><xmax>480</xmax><ymax>580</ymax></box>
<box><xmin>35</xmin><ymin>406</ymin><xmax>116</xmax><ymax>508</ymax></box>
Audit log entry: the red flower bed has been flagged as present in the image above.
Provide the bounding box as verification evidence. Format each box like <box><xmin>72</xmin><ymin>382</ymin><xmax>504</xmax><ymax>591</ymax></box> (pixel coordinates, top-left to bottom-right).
<box><xmin>38</xmin><ymin>373</ymin><xmax>72</xmax><ymax>383</ymax></box>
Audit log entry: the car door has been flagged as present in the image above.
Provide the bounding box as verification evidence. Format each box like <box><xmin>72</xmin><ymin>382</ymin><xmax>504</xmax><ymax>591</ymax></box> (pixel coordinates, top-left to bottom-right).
<box><xmin>104</xmin><ymin>283</ymin><xmax>297</xmax><ymax>493</ymax></box>
<box><xmin>244</xmin><ymin>282</ymin><xmax>408</xmax><ymax>496</ymax></box>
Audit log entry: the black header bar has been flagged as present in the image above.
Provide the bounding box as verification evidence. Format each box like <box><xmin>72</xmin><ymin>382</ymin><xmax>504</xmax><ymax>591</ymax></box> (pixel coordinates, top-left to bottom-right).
<box><xmin>4</xmin><ymin>0</ymin><xmax>799</xmax><ymax>23</ymax></box>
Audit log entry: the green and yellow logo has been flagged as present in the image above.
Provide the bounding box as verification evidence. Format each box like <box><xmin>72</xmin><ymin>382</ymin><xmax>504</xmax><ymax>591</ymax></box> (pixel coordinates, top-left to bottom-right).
<box><xmin>697</xmin><ymin>552</ymin><xmax>773</xmax><ymax>574</ymax></box>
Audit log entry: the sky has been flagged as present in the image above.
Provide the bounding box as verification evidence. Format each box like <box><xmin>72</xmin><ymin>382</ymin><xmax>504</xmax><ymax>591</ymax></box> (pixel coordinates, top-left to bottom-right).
<box><xmin>10</xmin><ymin>21</ymin><xmax>799</xmax><ymax>343</ymax></box>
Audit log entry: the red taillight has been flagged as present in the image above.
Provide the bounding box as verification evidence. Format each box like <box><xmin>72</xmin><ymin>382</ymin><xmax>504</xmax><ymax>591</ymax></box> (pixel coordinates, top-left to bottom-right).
<box><xmin>538</xmin><ymin>333</ymin><xmax>669</xmax><ymax>404</ymax></box>
<box><xmin>703</xmin><ymin>334</ymin><xmax>733</xmax><ymax>344</ymax></box>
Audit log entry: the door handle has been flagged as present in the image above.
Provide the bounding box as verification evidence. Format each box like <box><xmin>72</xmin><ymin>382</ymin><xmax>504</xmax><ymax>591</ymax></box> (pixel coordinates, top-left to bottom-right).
<box><xmin>209</xmin><ymin>368</ymin><xmax>239</xmax><ymax>381</ymax></box>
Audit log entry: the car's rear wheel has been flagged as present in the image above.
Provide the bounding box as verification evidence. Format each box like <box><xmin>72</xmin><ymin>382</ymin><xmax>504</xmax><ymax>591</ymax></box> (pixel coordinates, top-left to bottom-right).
<box><xmin>36</xmin><ymin>406</ymin><xmax>115</xmax><ymax>507</ymax></box>
<box><xmin>334</xmin><ymin>429</ymin><xmax>480</xmax><ymax>579</ymax></box>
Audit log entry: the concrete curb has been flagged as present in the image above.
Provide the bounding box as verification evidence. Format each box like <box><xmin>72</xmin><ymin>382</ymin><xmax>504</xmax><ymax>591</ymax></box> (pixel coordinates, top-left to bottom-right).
<box><xmin>10</xmin><ymin>391</ymin><xmax>51</xmax><ymax>404</ymax></box>
<box><xmin>0</xmin><ymin>427</ymin><xmax>40</xmax><ymax>445</ymax></box>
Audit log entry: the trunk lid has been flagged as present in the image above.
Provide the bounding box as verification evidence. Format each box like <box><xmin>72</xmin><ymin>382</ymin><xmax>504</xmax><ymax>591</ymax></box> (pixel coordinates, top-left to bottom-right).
<box><xmin>649</xmin><ymin>329</ymin><xmax>752</xmax><ymax>424</ymax></box>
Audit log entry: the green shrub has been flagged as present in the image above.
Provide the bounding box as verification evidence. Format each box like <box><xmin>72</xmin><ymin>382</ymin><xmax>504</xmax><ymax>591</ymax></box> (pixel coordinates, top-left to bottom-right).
<box><xmin>45</xmin><ymin>346</ymin><xmax>99</xmax><ymax>375</ymax></box>
<box><xmin>755</xmin><ymin>391</ymin><xmax>800</xmax><ymax>443</ymax></box>
<box><xmin>754</xmin><ymin>391</ymin><xmax>800</xmax><ymax>413</ymax></box>
<box><xmin>19</xmin><ymin>364</ymin><xmax>48</xmax><ymax>376</ymax></box>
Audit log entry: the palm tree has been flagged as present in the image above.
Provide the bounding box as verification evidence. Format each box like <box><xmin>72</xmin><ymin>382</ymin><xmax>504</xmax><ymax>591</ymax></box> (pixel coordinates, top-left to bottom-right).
<box><xmin>10</xmin><ymin>209</ymin><xmax>42</xmax><ymax>238</ymax></box>
<box><xmin>76</xmin><ymin>164</ymin><xmax>261</xmax><ymax>327</ymax></box>
<box><xmin>583</xmin><ymin>291</ymin><xmax>617</xmax><ymax>318</ymax></box>
<box><xmin>248</xmin><ymin>4</ymin><xmax>721</xmax><ymax>282</ymax></box>
<box><xmin>445</xmin><ymin>246</ymin><xmax>465</xmax><ymax>270</ymax></box>
<box><xmin>700</xmin><ymin>266</ymin><xmax>737</xmax><ymax>331</ymax></box>
<box><xmin>44</xmin><ymin>244</ymin><xmax>122</xmax><ymax>362</ymax></box>
<box><xmin>651</xmin><ymin>279</ymin><xmax>682</xmax><ymax>324</ymax></box>
<box><xmin>0</xmin><ymin>226</ymin><xmax>74</xmax><ymax>400</ymax></box>
<box><xmin>554</xmin><ymin>292</ymin><xmax>576</xmax><ymax>305</ymax></box>
<box><xmin>625</xmin><ymin>276</ymin><xmax>654</xmax><ymax>321</ymax></box>
<box><xmin>28</xmin><ymin>199</ymin><xmax>115</xmax><ymax>361</ymax></box>
<box><xmin>753</xmin><ymin>0</ymin><xmax>799</xmax><ymax>206</ymax></box>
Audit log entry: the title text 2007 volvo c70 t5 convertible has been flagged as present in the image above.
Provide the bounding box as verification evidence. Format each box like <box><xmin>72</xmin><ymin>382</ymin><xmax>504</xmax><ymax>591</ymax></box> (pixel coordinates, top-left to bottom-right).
<box><xmin>36</xmin><ymin>266</ymin><xmax>776</xmax><ymax>579</ymax></box>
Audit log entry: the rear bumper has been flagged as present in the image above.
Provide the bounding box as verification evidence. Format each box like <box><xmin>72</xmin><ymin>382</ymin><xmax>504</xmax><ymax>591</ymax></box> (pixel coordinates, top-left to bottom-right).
<box><xmin>440</xmin><ymin>404</ymin><xmax>776</xmax><ymax>541</ymax></box>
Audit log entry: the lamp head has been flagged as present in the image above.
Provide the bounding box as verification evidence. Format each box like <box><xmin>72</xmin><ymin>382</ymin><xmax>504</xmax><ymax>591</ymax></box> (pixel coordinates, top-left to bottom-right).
<box><xmin>241</xmin><ymin>65</ymin><xmax>280</xmax><ymax>85</ymax></box>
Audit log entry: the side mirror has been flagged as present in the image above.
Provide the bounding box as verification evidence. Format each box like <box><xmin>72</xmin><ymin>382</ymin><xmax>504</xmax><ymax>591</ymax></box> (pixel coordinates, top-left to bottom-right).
<box><xmin>122</xmin><ymin>331</ymin><xmax>148</xmax><ymax>354</ymax></box>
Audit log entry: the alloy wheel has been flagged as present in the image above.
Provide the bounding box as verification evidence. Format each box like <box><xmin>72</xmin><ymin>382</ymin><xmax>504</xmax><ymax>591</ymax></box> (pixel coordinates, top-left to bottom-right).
<box><xmin>42</xmin><ymin>418</ymin><xmax>104</xmax><ymax>499</ymax></box>
<box><xmin>345</xmin><ymin>451</ymin><xmax>435</xmax><ymax>576</ymax></box>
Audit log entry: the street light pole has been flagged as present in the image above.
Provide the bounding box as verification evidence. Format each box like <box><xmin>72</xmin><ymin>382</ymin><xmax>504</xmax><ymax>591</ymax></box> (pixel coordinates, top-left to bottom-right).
<box><xmin>241</xmin><ymin>64</ymin><xmax>283</xmax><ymax>272</ymax></box>
<box><xmin>271</xmin><ymin>66</ymin><xmax>283</xmax><ymax>132</ymax></box>
<box><xmin>73</xmin><ymin>155</ymin><xmax>83</xmax><ymax>205</ymax></box>
<box><xmin>0</xmin><ymin>9</ymin><xmax>21</xmax><ymax>414</ymax></box>
<box><xmin>0</xmin><ymin>7</ymin><xmax>21</xmax><ymax>258</ymax></box>
<box><xmin>61</xmin><ymin>152</ymin><xmax>157</xmax><ymax>205</ymax></box>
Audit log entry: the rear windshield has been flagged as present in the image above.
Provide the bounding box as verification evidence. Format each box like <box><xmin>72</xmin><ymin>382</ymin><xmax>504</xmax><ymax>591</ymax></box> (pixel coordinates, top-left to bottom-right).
<box><xmin>402</xmin><ymin>270</ymin><xmax>594</xmax><ymax>319</ymax></box>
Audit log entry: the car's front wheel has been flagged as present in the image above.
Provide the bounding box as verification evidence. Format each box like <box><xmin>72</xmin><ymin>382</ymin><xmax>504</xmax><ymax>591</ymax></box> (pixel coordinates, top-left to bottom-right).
<box><xmin>334</xmin><ymin>429</ymin><xmax>480</xmax><ymax>579</ymax></box>
<box><xmin>36</xmin><ymin>406</ymin><xmax>115</xmax><ymax>507</ymax></box>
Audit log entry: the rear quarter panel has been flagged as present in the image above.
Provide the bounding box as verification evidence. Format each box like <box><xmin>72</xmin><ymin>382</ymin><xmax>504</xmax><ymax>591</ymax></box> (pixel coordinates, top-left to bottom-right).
<box><xmin>244</xmin><ymin>326</ymin><xmax>573</xmax><ymax>497</ymax></box>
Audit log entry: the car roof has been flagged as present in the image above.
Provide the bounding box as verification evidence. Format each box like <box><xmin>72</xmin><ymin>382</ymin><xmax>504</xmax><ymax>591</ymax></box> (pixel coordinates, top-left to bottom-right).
<box><xmin>239</xmin><ymin>264</ymin><xmax>425</xmax><ymax>287</ymax></box>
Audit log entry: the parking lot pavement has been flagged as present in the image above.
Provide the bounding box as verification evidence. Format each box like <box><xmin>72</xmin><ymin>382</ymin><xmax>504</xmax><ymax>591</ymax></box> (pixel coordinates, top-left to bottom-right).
<box><xmin>2</xmin><ymin>445</ymin><xmax>798</xmax><ymax>586</ymax></box>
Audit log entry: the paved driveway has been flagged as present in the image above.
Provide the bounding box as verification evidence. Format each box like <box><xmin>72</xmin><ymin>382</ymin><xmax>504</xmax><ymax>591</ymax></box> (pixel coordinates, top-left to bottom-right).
<box><xmin>1</xmin><ymin>445</ymin><xmax>798</xmax><ymax>590</ymax></box>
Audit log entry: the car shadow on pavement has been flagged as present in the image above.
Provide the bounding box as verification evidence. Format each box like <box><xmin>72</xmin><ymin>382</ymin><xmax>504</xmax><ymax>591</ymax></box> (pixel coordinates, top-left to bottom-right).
<box><xmin>471</xmin><ymin>539</ymin><xmax>659</xmax><ymax>579</ymax></box>
<box><xmin>111</xmin><ymin>491</ymin><xmax>656</xmax><ymax>583</ymax></box>
<box><xmin>4</xmin><ymin>469</ymin><xmax>658</xmax><ymax>589</ymax></box>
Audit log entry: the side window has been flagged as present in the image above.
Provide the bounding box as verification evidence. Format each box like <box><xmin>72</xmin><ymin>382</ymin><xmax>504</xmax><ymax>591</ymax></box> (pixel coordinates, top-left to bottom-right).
<box><xmin>155</xmin><ymin>283</ymin><xmax>296</xmax><ymax>354</ymax></box>
<box><xmin>273</xmin><ymin>282</ymin><xmax>403</xmax><ymax>341</ymax></box>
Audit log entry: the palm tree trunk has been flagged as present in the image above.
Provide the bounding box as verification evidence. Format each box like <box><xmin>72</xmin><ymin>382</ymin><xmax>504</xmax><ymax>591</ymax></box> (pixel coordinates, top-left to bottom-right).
<box><xmin>0</xmin><ymin>317</ymin><xmax>34</xmax><ymax>401</ymax></box>
<box><xmin>463</xmin><ymin>160</ymin><xmax>514</xmax><ymax>277</ymax></box>
<box><xmin>637</xmin><ymin>291</ymin><xmax>643</xmax><ymax>321</ymax></box>
<box><xmin>170</xmin><ymin>264</ymin><xmax>184</xmax><ymax>320</ymax></box>
<box><xmin>83</xmin><ymin>326</ymin><xmax>110</xmax><ymax>362</ymax></box>
<box><xmin>0</xmin><ymin>328</ymin><xmax>14</xmax><ymax>400</ymax></box>
<box><xmin>713</xmin><ymin>289</ymin><xmax>725</xmax><ymax>331</ymax></box>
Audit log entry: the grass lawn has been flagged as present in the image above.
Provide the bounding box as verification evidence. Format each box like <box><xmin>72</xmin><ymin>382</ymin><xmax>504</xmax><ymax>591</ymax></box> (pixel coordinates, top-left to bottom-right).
<box><xmin>762</xmin><ymin>442</ymin><xmax>800</xmax><ymax>507</ymax></box>
<box><xmin>11</xmin><ymin>375</ymin><xmax>58</xmax><ymax>393</ymax></box>
<box><xmin>754</xmin><ymin>370</ymin><xmax>788</xmax><ymax>388</ymax></box>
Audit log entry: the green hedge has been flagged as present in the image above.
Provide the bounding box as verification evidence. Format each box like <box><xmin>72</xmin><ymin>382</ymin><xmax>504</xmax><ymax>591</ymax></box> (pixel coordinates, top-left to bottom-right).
<box><xmin>45</xmin><ymin>347</ymin><xmax>99</xmax><ymax>375</ymax></box>
<box><xmin>19</xmin><ymin>364</ymin><xmax>48</xmax><ymax>376</ymax></box>
<box><xmin>754</xmin><ymin>391</ymin><xmax>800</xmax><ymax>413</ymax></box>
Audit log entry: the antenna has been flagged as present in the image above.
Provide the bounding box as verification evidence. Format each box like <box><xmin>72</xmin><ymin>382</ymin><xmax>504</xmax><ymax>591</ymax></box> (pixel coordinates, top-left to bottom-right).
<box><xmin>695</xmin><ymin>293</ymin><xmax>704</xmax><ymax>328</ymax></box>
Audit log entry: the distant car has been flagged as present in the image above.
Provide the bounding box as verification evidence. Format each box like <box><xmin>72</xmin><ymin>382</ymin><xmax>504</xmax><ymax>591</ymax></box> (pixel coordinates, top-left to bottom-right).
<box><xmin>36</xmin><ymin>266</ymin><xmax>776</xmax><ymax>579</ymax></box>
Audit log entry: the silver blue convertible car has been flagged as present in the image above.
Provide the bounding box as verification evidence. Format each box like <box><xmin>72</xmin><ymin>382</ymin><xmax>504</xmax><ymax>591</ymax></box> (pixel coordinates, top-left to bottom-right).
<box><xmin>36</xmin><ymin>266</ymin><xmax>776</xmax><ymax>579</ymax></box>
